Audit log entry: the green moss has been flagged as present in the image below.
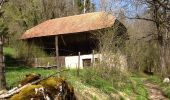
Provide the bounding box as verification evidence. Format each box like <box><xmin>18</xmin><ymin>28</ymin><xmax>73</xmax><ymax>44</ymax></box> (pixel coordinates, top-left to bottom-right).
<box><xmin>40</xmin><ymin>77</ymin><xmax>64</xmax><ymax>88</ymax></box>
<box><xmin>40</xmin><ymin>77</ymin><xmax>74</xmax><ymax>98</ymax></box>
<box><xmin>10</xmin><ymin>77</ymin><xmax>75</xmax><ymax>100</ymax></box>
<box><xmin>10</xmin><ymin>85</ymin><xmax>42</xmax><ymax>100</ymax></box>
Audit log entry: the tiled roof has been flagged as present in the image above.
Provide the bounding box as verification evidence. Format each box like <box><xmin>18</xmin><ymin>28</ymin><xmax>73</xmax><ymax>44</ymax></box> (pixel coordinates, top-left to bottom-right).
<box><xmin>21</xmin><ymin>12</ymin><xmax>116</xmax><ymax>39</ymax></box>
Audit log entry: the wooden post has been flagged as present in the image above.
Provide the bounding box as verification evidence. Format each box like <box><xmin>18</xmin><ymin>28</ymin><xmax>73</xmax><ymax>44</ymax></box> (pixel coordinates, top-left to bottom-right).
<box><xmin>55</xmin><ymin>36</ymin><xmax>59</xmax><ymax>68</ymax></box>
<box><xmin>92</xmin><ymin>50</ymin><xmax>94</xmax><ymax>67</ymax></box>
<box><xmin>77</xmin><ymin>52</ymin><xmax>80</xmax><ymax>77</ymax></box>
<box><xmin>35</xmin><ymin>58</ymin><xmax>38</xmax><ymax>67</ymax></box>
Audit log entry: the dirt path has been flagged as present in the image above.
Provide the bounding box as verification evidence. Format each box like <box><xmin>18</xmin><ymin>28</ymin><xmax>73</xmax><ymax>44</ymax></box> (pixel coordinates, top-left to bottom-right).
<box><xmin>144</xmin><ymin>82</ymin><xmax>169</xmax><ymax>100</ymax></box>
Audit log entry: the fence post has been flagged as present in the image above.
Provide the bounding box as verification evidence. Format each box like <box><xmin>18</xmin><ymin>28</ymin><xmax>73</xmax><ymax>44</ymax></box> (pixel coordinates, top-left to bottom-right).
<box><xmin>55</xmin><ymin>35</ymin><xmax>59</xmax><ymax>68</ymax></box>
<box><xmin>35</xmin><ymin>58</ymin><xmax>38</xmax><ymax>67</ymax></box>
<box><xmin>92</xmin><ymin>50</ymin><xmax>94</xmax><ymax>67</ymax></box>
<box><xmin>77</xmin><ymin>52</ymin><xmax>80</xmax><ymax>77</ymax></box>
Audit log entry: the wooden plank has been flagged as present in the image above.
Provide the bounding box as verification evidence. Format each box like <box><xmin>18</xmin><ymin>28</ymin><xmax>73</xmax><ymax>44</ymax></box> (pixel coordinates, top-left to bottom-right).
<box><xmin>55</xmin><ymin>36</ymin><xmax>59</xmax><ymax>67</ymax></box>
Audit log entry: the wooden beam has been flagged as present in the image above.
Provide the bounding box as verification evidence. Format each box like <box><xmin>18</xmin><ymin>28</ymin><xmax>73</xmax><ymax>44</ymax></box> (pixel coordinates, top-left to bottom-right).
<box><xmin>55</xmin><ymin>35</ymin><xmax>59</xmax><ymax>67</ymax></box>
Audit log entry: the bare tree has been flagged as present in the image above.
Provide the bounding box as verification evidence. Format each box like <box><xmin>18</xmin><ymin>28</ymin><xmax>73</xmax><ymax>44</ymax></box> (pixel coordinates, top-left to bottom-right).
<box><xmin>126</xmin><ymin>0</ymin><xmax>170</xmax><ymax>75</ymax></box>
<box><xmin>97</xmin><ymin>0</ymin><xmax>170</xmax><ymax>74</ymax></box>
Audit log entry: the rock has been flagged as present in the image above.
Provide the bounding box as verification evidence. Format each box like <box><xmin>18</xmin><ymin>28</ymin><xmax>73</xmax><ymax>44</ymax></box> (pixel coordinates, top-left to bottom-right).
<box><xmin>10</xmin><ymin>85</ymin><xmax>44</xmax><ymax>100</ymax></box>
<box><xmin>10</xmin><ymin>77</ymin><xmax>76</xmax><ymax>100</ymax></box>
<box><xmin>163</xmin><ymin>78</ymin><xmax>170</xmax><ymax>83</ymax></box>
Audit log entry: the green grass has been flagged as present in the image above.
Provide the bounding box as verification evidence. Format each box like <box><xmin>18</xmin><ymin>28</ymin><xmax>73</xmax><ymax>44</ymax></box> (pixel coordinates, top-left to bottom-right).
<box><xmin>131</xmin><ymin>77</ymin><xmax>148</xmax><ymax>100</ymax></box>
<box><xmin>64</xmin><ymin>69</ymin><xmax>117</xmax><ymax>93</ymax></box>
<box><xmin>4</xmin><ymin>47</ymin><xmax>16</xmax><ymax>57</ymax></box>
<box><xmin>4</xmin><ymin>47</ymin><xmax>57</xmax><ymax>88</ymax></box>
<box><xmin>2</xmin><ymin>47</ymin><xmax>158</xmax><ymax>99</ymax></box>
<box><xmin>146</xmin><ymin>75</ymin><xmax>162</xmax><ymax>84</ymax></box>
<box><xmin>5</xmin><ymin>67</ymin><xmax>152</xmax><ymax>99</ymax></box>
<box><xmin>62</xmin><ymin>69</ymin><xmax>150</xmax><ymax>99</ymax></box>
<box><xmin>161</xmin><ymin>83</ymin><xmax>170</xmax><ymax>98</ymax></box>
<box><xmin>6</xmin><ymin>66</ymin><xmax>57</xmax><ymax>88</ymax></box>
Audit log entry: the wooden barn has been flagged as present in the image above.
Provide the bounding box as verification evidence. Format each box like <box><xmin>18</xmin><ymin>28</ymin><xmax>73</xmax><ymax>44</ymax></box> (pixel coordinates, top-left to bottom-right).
<box><xmin>21</xmin><ymin>12</ymin><xmax>127</xmax><ymax>68</ymax></box>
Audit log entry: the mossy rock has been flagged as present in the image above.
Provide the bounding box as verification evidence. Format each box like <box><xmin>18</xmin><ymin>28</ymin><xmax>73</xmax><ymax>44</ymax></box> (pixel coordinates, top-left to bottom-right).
<box><xmin>10</xmin><ymin>85</ymin><xmax>43</xmax><ymax>100</ymax></box>
<box><xmin>40</xmin><ymin>77</ymin><xmax>76</xmax><ymax>99</ymax></box>
<box><xmin>10</xmin><ymin>77</ymin><xmax>76</xmax><ymax>100</ymax></box>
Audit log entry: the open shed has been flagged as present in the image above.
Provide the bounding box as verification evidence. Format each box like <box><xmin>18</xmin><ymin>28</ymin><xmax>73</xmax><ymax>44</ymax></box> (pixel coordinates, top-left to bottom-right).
<box><xmin>21</xmin><ymin>12</ymin><xmax>127</xmax><ymax>68</ymax></box>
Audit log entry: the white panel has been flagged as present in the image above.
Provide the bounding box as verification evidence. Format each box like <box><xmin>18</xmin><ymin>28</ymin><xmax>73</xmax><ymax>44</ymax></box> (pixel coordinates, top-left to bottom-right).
<box><xmin>65</xmin><ymin>54</ymin><xmax>101</xmax><ymax>69</ymax></box>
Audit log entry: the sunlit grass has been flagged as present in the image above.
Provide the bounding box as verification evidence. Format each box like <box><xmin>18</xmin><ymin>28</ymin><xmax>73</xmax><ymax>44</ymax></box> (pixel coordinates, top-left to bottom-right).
<box><xmin>6</xmin><ymin>66</ymin><xmax>57</xmax><ymax>88</ymax></box>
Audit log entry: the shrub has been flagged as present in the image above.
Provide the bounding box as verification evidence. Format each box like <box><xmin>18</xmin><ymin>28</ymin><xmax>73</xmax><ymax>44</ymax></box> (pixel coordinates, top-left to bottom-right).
<box><xmin>163</xmin><ymin>85</ymin><xmax>170</xmax><ymax>98</ymax></box>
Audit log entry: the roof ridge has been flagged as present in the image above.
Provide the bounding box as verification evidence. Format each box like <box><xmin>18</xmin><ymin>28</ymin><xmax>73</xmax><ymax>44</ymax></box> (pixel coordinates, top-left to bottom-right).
<box><xmin>48</xmin><ymin>12</ymin><xmax>106</xmax><ymax>22</ymax></box>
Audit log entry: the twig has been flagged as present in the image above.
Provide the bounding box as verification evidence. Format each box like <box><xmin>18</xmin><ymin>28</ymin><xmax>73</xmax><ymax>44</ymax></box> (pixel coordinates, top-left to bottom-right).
<box><xmin>125</xmin><ymin>16</ymin><xmax>156</xmax><ymax>22</ymax></box>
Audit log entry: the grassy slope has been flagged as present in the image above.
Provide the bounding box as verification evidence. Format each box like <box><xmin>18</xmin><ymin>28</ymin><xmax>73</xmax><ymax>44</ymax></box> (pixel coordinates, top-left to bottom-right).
<box><xmin>62</xmin><ymin>69</ymin><xmax>149</xmax><ymax>100</ymax></box>
<box><xmin>6</xmin><ymin>67</ymin><xmax>57</xmax><ymax>88</ymax></box>
<box><xmin>5</xmin><ymin>67</ymin><xmax>148</xmax><ymax>99</ymax></box>
<box><xmin>4</xmin><ymin>47</ymin><xmax>169</xmax><ymax>99</ymax></box>
<box><xmin>4</xmin><ymin>47</ymin><xmax>57</xmax><ymax>88</ymax></box>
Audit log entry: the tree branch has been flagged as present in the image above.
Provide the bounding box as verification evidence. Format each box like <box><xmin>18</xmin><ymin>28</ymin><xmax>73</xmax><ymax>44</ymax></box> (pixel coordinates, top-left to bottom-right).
<box><xmin>125</xmin><ymin>16</ymin><xmax>156</xmax><ymax>22</ymax></box>
<box><xmin>0</xmin><ymin>0</ymin><xmax>8</xmax><ymax>7</ymax></box>
<box><xmin>155</xmin><ymin>0</ymin><xmax>170</xmax><ymax>10</ymax></box>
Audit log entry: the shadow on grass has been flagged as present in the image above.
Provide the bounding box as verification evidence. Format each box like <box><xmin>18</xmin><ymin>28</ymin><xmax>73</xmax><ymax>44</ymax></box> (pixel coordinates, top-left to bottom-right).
<box><xmin>4</xmin><ymin>54</ymin><xmax>31</xmax><ymax>73</ymax></box>
<box><xmin>5</xmin><ymin>54</ymin><xmax>25</xmax><ymax>66</ymax></box>
<box><xmin>5</xmin><ymin>54</ymin><xmax>26</xmax><ymax>66</ymax></box>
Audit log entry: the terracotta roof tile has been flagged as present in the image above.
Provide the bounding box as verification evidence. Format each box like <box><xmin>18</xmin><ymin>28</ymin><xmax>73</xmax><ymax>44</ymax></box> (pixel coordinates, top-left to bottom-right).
<box><xmin>21</xmin><ymin>12</ymin><xmax>116</xmax><ymax>39</ymax></box>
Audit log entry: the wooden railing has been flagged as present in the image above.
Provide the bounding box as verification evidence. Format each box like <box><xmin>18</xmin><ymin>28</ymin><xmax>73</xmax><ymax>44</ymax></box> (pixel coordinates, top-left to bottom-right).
<box><xmin>32</xmin><ymin>56</ymin><xmax>66</xmax><ymax>68</ymax></box>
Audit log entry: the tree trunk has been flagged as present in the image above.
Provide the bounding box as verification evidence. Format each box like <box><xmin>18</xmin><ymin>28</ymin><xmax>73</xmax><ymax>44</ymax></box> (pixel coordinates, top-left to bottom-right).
<box><xmin>159</xmin><ymin>32</ymin><xmax>169</xmax><ymax>76</ymax></box>
<box><xmin>157</xmin><ymin>30</ymin><xmax>167</xmax><ymax>76</ymax></box>
<box><xmin>83</xmin><ymin>0</ymin><xmax>86</xmax><ymax>13</ymax></box>
<box><xmin>0</xmin><ymin>36</ymin><xmax>6</xmax><ymax>90</ymax></box>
